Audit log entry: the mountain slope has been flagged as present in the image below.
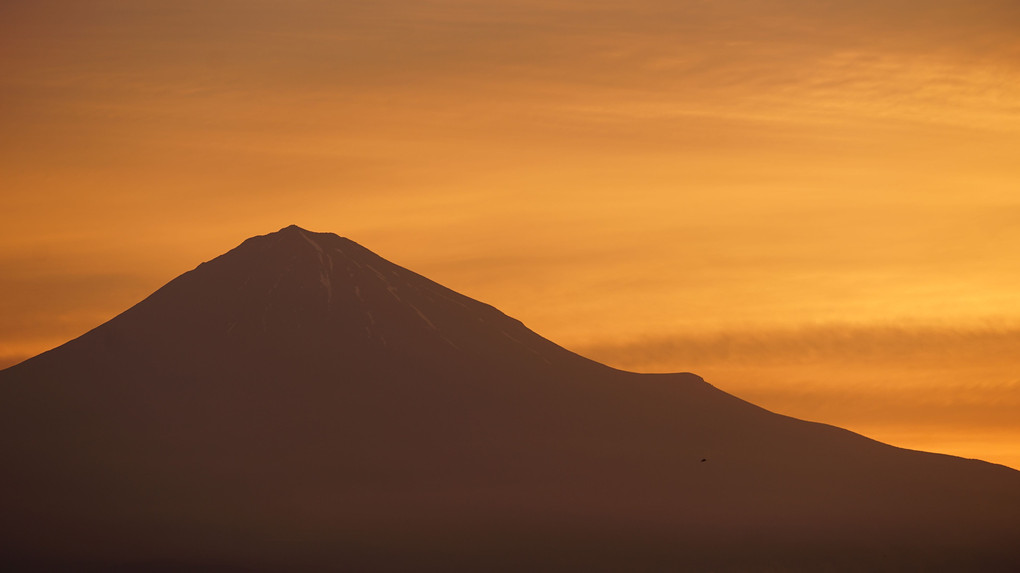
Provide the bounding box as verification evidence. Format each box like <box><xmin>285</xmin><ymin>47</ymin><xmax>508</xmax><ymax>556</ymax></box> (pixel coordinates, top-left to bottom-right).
<box><xmin>1</xmin><ymin>225</ymin><xmax>1018</xmax><ymax>572</ymax></box>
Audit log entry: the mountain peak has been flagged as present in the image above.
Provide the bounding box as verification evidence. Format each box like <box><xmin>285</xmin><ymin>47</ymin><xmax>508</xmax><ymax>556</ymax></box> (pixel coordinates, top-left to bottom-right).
<box><xmin>274</xmin><ymin>223</ymin><xmax>332</xmax><ymax>239</ymax></box>
<box><xmin>98</xmin><ymin>225</ymin><xmax>595</xmax><ymax>374</ymax></box>
<box><xmin>263</xmin><ymin>224</ymin><xmax>350</xmax><ymax>249</ymax></box>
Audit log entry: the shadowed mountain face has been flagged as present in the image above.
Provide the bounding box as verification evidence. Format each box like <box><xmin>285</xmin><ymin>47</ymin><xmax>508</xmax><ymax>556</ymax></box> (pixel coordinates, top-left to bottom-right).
<box><xmin>1</xmin><ymin>225</ymin><xmax>1018</xmax><ymax>572</ymax></box>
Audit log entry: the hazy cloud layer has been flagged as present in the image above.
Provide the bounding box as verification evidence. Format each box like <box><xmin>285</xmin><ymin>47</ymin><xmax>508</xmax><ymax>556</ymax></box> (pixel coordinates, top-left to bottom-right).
<box><xmin>578</xmin><ymin>323</ymin><xmax>1020</xmax><ymax>467</ymax></box>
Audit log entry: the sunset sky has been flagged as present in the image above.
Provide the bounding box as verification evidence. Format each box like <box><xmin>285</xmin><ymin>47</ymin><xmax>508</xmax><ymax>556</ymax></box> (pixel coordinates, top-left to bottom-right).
<box><xmin>2</xmin><ymin>0</ymin><xmax>1018</xmax><ymax>468</ymax></box>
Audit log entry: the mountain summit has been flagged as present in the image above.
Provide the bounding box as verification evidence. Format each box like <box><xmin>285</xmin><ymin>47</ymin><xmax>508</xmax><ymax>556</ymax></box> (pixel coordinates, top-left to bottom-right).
<box><xmin>1</xmin><ymin>226</ymin><xmax>1018</xmax><ymax>572</ymax></box>
<box><xmin>83</xmin><ymin>224</ymin><xmax>591</xmax><ymax>373</ymax></box>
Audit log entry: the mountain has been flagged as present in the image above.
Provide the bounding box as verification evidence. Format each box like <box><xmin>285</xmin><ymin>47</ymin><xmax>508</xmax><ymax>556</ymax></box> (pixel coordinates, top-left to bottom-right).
<box><xmin>1</xmin><ymin>225</ymin><xmax>1018</xmax><ymax>572</ymax></box>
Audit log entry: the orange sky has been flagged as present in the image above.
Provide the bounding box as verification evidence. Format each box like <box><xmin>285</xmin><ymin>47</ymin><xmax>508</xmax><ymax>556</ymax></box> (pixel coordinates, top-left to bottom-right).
<box><xmin>2</xmin><ymin>0</ymin><xmax>1019</xmax><ymax>468</ymax></box>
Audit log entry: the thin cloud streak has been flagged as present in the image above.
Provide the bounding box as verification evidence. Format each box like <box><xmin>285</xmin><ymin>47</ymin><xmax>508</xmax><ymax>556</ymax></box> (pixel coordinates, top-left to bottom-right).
<box><xmin>577</xmin><ymin>323</ymin><xmax>1020</xmax><ymax>468</ymax></box>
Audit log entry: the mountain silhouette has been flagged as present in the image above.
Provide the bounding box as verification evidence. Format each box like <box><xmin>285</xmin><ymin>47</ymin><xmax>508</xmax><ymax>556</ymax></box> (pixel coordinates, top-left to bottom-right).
<box><xmin>1</xmin><ymin>225</ymin><xmax>1018</xmax><ymax>572</ymax></box>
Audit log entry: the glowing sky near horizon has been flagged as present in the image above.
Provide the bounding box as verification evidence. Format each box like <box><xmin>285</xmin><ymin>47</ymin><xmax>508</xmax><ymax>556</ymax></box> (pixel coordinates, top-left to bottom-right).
<box><xmin>2</xmin><ymin>0</ymin><xmax>1019</xmax><ymax>468</ymax></box>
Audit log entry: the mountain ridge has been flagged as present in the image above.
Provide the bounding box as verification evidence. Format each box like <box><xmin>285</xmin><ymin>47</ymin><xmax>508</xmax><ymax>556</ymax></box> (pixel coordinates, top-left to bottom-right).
<box><xmin>1</xmin><ymin>225</ymin><xmax>1018</xmax><ymax>572</ymax></box>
